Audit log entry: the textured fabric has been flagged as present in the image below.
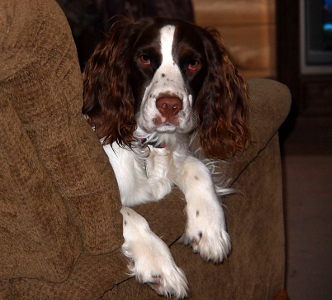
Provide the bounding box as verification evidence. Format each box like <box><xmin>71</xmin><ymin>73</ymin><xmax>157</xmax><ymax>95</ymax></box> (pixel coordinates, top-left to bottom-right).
<box><xmin>0</xmin><ymin>86</ymin><xmax>81</xmax><ymax>282</ymax></box>
<box><xmin>0</xmin><ymin>0</ymin><xmax>82</xmax><ymax>281</ymax></box>
<box><xmin>0</xmin><ymin>0</ymin><xmax>291</xmax><ymax>298</ymax></box>
<box><xmin>0</xmin><ymin>0</ymin><xmax>123</xmax><ymax>258</ymax></box>
<box><xmin>10</xmin><ymin>252</ymin><xmax>127</xmax><ymax>299</ymax></box>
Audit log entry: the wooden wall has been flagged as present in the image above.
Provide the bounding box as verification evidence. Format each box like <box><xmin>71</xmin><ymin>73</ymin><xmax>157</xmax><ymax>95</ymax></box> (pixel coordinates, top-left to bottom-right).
<box><xmin>192</xmin><ymin>0</ymin><xmax>276</xmax><ymax>80</ymax></box>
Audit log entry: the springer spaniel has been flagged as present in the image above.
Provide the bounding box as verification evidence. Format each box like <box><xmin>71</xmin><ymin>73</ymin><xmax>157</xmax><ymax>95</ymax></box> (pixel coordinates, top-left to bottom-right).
<box><xmin>83</xmin><ymin>17</ymin><xmax>250</xmax><ymax>298</ymax></box>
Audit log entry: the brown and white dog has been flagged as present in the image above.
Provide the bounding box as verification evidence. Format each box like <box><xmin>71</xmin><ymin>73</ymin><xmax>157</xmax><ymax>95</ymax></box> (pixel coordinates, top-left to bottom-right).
<box><xmin>83</xmin><ymin>17</ymin><xmax>250</xmax><ymax>298</ymax></box>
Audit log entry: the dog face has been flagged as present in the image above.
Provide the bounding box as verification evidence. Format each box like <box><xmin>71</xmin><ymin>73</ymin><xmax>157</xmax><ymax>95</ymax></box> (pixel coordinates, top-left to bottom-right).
<box><xmin>83</xmin><ymin>17</ymin><xmax>250</xmax><ymax>158</ymax></box>
<box><xmin>129</xmin><ymin>20</ymin><xmax>208</xmax><ymax>134</ymax></box>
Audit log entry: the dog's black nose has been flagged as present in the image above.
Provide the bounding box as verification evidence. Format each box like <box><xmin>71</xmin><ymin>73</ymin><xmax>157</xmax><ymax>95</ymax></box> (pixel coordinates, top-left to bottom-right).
<box><xmin>156</xmin><ymin>97</ymin><xmax>183</xmax><ymax>117</ymax></box>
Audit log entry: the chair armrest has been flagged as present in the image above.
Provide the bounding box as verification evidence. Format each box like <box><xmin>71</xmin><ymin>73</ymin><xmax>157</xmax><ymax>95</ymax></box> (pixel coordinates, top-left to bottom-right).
<box><xmin>225</xmin><ymin>78</ymin><xmax>291</xmax><ymax>184</ymax></box>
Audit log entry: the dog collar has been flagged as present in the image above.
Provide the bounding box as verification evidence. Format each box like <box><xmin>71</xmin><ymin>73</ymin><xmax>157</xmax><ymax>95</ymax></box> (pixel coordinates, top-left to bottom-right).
<box><xmin>140</xmin><ymin>138</ymin><xmax>166</xmax><ymax>149</ymax></box>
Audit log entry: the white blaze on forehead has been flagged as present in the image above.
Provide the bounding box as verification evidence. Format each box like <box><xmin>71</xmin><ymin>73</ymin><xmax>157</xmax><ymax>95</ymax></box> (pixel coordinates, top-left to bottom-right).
<box><xmin>156</xmin><ymin>24</ymin><xmax>186</xmax><ymax>96</ymax></box>
<box><xmin>160</xmin><ymin>25</ymin><xmax>176</xmax><ymax>65</ymax></box>
<box><xmin>136</xmin><ymin>23</ymin><xmax>196</xmax><ymax>133</ymax></box>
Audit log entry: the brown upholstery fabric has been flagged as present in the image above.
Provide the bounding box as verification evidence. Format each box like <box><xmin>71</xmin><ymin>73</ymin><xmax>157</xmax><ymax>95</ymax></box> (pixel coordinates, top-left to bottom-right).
<box><xmin>0</xmin><ymin>0</ymin><xmax>291</xmax><ymax>298</ymax></box>
<box><xmin>0</xmin><ymin>0</ymin><xmax>123</xmax><ymax>259</ymax></box>
<box><xmin>0</xmin><ymin>87</ymin><xmax>81</xmax><ymax>281</ymax></box>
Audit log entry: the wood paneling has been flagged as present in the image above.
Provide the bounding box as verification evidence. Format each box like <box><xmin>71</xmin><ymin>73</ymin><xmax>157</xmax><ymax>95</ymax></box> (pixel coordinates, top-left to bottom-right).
<box><xmin>193</xmin><ymin>0</ymin><xmax>275</xmax><ymax>26</ymax></box>
<box><xmin>192</xmin><ymin>0</ymin><xmax>276</xmax><ymax>79</ymax></box>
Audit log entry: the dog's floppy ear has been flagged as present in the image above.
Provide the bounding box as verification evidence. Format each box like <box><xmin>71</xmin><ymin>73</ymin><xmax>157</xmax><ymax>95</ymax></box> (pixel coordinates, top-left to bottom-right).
<box><xmin>83</xmin><ymin>18</ymin><xmax>137</xmax><ymax>147</ymax></box>
<box><xmin>195</xmin><ymin>28</ymin><xmax>250</xmax><ymax>159</ymax></box>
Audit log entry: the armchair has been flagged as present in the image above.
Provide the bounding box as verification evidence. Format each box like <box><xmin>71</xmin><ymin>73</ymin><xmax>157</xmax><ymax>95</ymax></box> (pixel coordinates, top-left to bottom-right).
<box><xmin>0</xmin><ymin>0</ymin><xmax>290</xmax><ymax>299</ymax></box>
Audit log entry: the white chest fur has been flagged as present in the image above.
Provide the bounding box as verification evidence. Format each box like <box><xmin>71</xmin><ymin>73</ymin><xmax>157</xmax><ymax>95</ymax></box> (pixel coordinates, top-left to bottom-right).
<box><xmin>103</xmin><ymin>142</ymin><xmax>184</xmax><ymax>206</ymax></box>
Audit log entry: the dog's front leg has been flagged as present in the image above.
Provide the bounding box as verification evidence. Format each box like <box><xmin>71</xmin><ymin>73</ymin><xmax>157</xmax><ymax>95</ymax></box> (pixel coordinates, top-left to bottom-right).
<box><xmin>176</xmin><ymin>156</ymin><xmax>231</xmax><ymax>263</ymax></box>
<box><xmin>120</xmin><ymin>207</ymin><xmax>188</xmax><ymax>299</ymax></box>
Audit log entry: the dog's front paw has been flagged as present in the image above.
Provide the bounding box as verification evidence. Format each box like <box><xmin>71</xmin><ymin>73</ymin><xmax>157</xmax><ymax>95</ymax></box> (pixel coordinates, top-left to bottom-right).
<box><xmin>121</xmin><ymin>207</ymin><xmax>188</xmax><ymax>299</ymax></box>
<box><xmin>181</xmin><ymin>201</ymin><xmax>231</xmax><ymax>263</ymax></box>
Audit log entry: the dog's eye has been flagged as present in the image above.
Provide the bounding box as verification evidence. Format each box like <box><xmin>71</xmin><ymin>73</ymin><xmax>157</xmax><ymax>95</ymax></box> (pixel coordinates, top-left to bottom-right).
<box><xmin>188</xmin><ymin>60</ymin><xmax>199</xmax><ymax>71</ymax></box>
<box><xmin>139</xmin><ymin>55</ymin><xmax>151</xmax><ymax>65</ymax></box>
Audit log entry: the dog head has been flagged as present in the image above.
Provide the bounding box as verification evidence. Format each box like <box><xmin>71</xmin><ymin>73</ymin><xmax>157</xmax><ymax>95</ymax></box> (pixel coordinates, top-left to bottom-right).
<box><xmin>83</xmin><ymin>17</ymin><xmax>250</xmax><ymax>158</ymax></box>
